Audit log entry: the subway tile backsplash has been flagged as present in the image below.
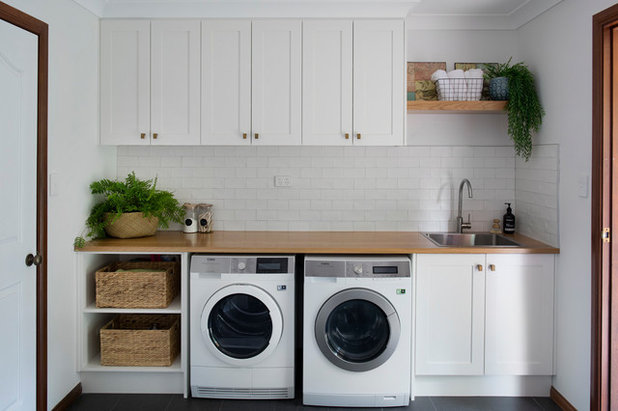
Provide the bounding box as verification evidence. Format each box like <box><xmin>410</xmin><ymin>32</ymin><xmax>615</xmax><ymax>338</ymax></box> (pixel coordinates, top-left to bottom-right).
<box><xmin>117</xmin><ymin>145</ymin><xmax>556</xmax><ymax>241</ymax></box>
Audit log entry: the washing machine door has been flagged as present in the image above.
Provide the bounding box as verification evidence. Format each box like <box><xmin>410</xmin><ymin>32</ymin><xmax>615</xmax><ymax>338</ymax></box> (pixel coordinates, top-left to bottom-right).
<box><xmin>201</xmin><ymin>284</ymin><xmax>283</xmax><ymax>366</ymax></box>
<box><xmin>315</xmin><ymin>288</ymin><xmax>400</xmax><ymax>372</ymax></box>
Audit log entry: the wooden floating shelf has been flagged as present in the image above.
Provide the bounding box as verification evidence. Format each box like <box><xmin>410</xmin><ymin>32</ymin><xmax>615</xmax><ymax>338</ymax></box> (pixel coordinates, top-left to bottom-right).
<box><xmin>407</xmin><ymin>100</ymin><xmax>507</xmax><ymax>113</ymax></box>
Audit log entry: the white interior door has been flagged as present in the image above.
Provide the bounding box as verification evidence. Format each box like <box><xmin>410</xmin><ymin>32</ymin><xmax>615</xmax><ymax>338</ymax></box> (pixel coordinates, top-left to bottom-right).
<box><xmin>100</xmin><ymin>20</ymin><xmax>151</xmax><ymax>145</ymax></box>
<box><xmin>302</xmin><ymin>20</ymin><xmax>353</xmax><ymax>145</ymax></box>
<box><xmin>201</xmin><ymin>19</ymin><xmax>251</xmax><ymax>145</ymax></box>
<box><xmin>353</xmin><ymin>19</ymin><xmax>404</xmax><ymax>146</ymax></box>
<box><xmin>252</xmin><ymin>19</ymin><xmax>301</xmax><ymax>145</ymax></box>
<box><xmin>0</xmin><ymin>19</ymin><xmax>38</xmax><ymax>411</ymax></box>
<box><xmin>151</xmin><ymin>20</ymin><xmax>201</xmax><ymax>145</ymax></box>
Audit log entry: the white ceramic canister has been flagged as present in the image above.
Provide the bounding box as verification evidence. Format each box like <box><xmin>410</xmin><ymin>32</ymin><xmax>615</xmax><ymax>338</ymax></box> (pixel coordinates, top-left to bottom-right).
<box><xmin>183</xmin><ymin>203</ymin><xmax>198</xmax><ymax>233</ymax></box>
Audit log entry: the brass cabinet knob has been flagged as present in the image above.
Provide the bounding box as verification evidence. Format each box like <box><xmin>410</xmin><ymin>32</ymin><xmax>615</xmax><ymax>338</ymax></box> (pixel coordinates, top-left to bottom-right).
<box><xmin>254</xmin><ymin>133</ymin><xmax>259</xmax><ymax>140</ymax></box>
<box><xmin>476</xmin><ymin>264</ymin><xmax>483</xmax><ymax>271</ymax></box>
<box><xmin>153</xmin><ymin>133</ymin><xmax>158</xmax><ymax>139</ymax></box>
<box><xmin>140</xmin><ymin>133</ymin><xmax>146</xmax><ymax>139</ymax></box>
<box><xmin>356</xmin><ymin>133</ymin><xmax>361</xmax><ymax>140</ymax></box>
<box><xmin>243</xmin><ymin>133</ymin><xmax>247</xmax><ymax>139</ymax></box>
<box><xmin>489</xmin><ymin>264</ymin><xmax>496</xmax><ymax>271</ymax></box>
<box><xmin>345</xmin><ymin>133</ymin><xmax>349</xmax><ymax>139</ymax></box>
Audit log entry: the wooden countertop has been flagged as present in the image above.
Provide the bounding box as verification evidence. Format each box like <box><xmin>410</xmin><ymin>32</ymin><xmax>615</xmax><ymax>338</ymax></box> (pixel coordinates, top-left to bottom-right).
<box><xmin>76</xmin><ymin>231</ymin><xmax>559</xmax><ymax>254</ymax></box>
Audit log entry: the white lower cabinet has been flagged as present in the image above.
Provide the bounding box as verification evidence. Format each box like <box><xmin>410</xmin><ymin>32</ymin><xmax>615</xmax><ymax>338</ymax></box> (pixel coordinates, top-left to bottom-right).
<box><xmin>415</xmin><ymin>253</ymin><xmax>554</xmax><ymax>377</ymax></box>
<box><xmin>485</xmin><ymin>254</ymin><xmax>554</xmax><ymax>375</ymax></box>
<box><xmin>415</xmin><ymin>254</ymin><xmax>485</xmax><ymax>375</ymax></box>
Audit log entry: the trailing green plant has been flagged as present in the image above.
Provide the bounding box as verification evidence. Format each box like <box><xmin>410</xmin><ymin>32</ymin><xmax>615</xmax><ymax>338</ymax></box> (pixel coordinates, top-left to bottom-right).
<box><xmin>485</xmin><ymin>58</ymin><xmax>545</xmax><ymax>161</ymax></box>
<box><xmin>74</xmin><ymin>172</ymin><xmax>184</xmax><ymax>247</ymax></box>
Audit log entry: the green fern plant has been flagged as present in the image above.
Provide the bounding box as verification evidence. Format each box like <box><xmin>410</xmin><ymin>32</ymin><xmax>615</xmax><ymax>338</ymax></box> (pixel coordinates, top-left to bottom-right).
<box><xmin>485</xmin><ymin>58</ymin><xmax>545</xmax><ymax>160</ymax></box>
<box><xmin>74</xmin><ymin>172</ymin><xmax>184</xmax><ymax>247</ymax></box>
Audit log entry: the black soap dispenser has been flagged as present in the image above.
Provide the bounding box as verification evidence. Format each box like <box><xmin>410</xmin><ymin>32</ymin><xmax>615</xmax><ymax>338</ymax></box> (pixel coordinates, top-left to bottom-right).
<box><xmin>503</xmin><ymin>203</ymin><xmax>515</xmax><ymax>234</ymax></box>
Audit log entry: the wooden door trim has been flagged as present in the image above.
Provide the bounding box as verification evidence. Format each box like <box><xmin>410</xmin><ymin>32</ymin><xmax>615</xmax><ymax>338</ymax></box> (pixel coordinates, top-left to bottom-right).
<box><xmin>0</xmin><ymin>2</ymin><xmax>48</xmax><ymax>411</ymax></box>
<box><xmin>592</xmin><ymin>4</ymin><xmax>618</xmax><ymax>411</ymax></box>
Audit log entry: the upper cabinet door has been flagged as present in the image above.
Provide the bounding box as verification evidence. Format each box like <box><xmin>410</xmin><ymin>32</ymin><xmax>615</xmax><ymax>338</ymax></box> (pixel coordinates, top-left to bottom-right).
<box><xmin>353</xmin><ymin>20</ymin><xmax>404</xmax><ymax>146</ymax></box>
<box><xmin>252</xmin><ymin>19</ymin><xmax>302</xmax><ymax>145</ymax></box>
<box><xmin>100</xmin><ymin>20</ymin><xmax>150</xmax><ymax>145</ymax></box>
<box><xmin>151</xmin><ymin>20</ymin><xmax>201</xmax><ymax>145</ymax></box>
<box><xmin>302</xmin><ymin>20</ymin><xmax>353</xmax><ymax>146</ymax></box>
<box><xmin>202</xmin><ymin>20</ymin><xmax>252</xmax><ymax>145</ymax></box>
<box><xmin>485</xmin><ymin>254</ymin><xmax>555</xmax><ymax>376</ymax></box>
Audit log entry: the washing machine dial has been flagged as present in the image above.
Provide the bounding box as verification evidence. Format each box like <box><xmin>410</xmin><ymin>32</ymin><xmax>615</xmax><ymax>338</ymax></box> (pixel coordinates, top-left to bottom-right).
<box><xmin>353</xmin><ymin>265</ymin><xmax>363</xmax><ymax>275</ymax></box>
<box><xmin>237</xmin><ymin>262</ymin><xmax>246</xmax><ymax>271</ymax></box>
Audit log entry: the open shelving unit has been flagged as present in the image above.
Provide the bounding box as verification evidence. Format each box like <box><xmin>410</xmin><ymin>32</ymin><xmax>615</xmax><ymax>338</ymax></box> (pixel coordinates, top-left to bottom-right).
<box><xmin>76</xmin><ymin>252</ymin><xmax>190</xmax><ymax>396</ymax></box>
<box><xmin>407</xmin><ymin>100</ymin><xmax>507</xmax><ymax>113</ymax></box>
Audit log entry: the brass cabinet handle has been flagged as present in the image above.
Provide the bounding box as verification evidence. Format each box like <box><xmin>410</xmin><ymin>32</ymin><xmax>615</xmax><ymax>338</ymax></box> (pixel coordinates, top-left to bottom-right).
<box><xmin>153</xmin><ymin>133</ymin><xmax>158</xmax><ymax>139</ymax></box>
<box><xmin>345</xmin><ymin>133</ymin><xmax>349</xmax><ymax>140</ymax></box>
<box><xmin>254</xmin><ymin>133</ymin><xmax>259</xmax><ymax>140</ymax></box>
<box><xmin>489</xmin><ymin>264</ymin><xmax>496</xmax><ymax>271</ymax></box>
<box><xmin>140</xmin><ymin>133</ymin><xmax>146</xmax><ymax>139</ymax></box>
<box><xmin>243</xmin><ymin>133</ymin><xmax>247</xmax><ymax>140</ymax></box>
<box><xmin>476</xmin><ymin>264</ymin><xmax>483</xmax><ymax>271</ymax></box>
<box><xmin>356</xmin><ymin>133</ymin><xmax>361</xmax><ymax>140</ymax></box>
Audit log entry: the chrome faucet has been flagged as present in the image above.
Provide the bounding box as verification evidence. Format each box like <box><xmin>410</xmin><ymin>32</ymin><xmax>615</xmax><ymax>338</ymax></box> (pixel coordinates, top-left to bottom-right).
<box><xmin>456</xmin><ymin>178</ymin><xmax>473</xmax><ymax>233</ymax></box>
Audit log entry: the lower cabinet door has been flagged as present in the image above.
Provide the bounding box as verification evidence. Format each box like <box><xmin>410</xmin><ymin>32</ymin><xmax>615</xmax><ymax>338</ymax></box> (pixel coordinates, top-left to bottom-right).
<box><xmin>485</xmin><ymin>254</ymin><xmax>554</xmax><ymax>375</ymax></box>
<box><xmin>415</xmin><ymin>254</ymin><xmax>486</xmax><ymax>375</ymax></box>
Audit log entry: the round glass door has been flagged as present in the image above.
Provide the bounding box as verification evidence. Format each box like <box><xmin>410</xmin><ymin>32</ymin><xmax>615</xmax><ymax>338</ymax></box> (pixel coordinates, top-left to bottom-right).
<box><xmin>325</xmin><ymin>299</ymin><xmax>390</xmax><ymax>363</ymax></box>
<box><xmin>201</xmin><ymin>284</ymin><xmax>283</xmax><ymax>366</ymax></box>
<box><xmin>315</xmin><ymin>288</ymin><xmax>401</xmax><ymax>372</ymax></box>
<box><xmin>208</xmin><ymin>293</ymin><xmax>273</xmax><ymax>359</ymax></box>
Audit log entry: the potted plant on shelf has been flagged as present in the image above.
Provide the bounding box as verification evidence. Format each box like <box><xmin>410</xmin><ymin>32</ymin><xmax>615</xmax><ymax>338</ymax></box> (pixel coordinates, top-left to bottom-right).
<box><xmin>74</xmin><ymin>172</ymin><xmax>184</xmax><ymax>248</ymax></box>
<box><xmin>484</xmin><ymin>58</ymin><xmax>545</xmax><ymax>160</ymax></box>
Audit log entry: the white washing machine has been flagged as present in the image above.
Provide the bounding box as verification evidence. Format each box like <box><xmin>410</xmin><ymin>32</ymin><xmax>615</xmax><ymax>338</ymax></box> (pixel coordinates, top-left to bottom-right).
<box><xmin>190</xmin><ymin>255</ymin><xmax>295</xmax><ymax>399</ymax></box>
<box><xmin>303</xmin><ymin>255</ymin><xmax>412</xmax><ymax>408</ymax></box>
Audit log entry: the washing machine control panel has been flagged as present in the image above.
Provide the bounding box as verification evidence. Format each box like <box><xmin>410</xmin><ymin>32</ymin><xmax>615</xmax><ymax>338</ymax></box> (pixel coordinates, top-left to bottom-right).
<box><xmin>305</xmin><ymin>257</ymin><xmax>411</xmax><ymax>278</ymax></box>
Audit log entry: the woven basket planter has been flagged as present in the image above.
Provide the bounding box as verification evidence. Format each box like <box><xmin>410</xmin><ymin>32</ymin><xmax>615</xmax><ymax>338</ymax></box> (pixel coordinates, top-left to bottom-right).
<box><xmin>100</xmin><ymin>314</ymin><xmax>180</xmax><ymax>367</ymax></box>
<box><xmin>104</xmin><ymin>212</ymin><xmax>159</xmax><ymax>239</ymax></box>
<box><xmin>95</xmin><ymin>260</ymin><xmax>179</xmax><ymax>309</ymax></box>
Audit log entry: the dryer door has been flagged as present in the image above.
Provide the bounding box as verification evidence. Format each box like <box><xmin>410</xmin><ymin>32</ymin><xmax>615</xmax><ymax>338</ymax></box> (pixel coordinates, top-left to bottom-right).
<box><xmin>315</xmin><ymin>288</ymin><xmax>400</xmax><ymax>372</ymax></box>
<box><xmin>202</xmin><ymin>284</ymin><xmax>283</xmax><ymax>366</ymax></box>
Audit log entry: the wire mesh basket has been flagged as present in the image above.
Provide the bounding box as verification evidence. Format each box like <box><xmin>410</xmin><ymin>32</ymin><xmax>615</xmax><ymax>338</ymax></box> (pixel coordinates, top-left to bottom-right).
<box><xmin>435</xmin><ymin>78</ymin><xmax>483</xmax><ymax>101</ymax></box>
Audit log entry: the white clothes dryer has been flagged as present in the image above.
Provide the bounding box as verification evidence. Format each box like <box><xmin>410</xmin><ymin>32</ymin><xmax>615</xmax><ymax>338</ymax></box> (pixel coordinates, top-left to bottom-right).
<box><xmin>303</xmin><ymin>255</ymin><xmax>412</xmax><ymax>408</ymax></box>
<box><xmin>190</xmin><ymin>255</ymin><xmax>295</xmax><ymax>399</ymax></box>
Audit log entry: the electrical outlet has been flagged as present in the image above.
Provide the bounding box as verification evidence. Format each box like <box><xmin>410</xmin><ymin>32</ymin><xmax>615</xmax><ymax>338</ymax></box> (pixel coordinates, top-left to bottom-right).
<box><xmin>274</xmin><ymin>175</ymin><xmax>292</xmax><ymax>187</ymax></box>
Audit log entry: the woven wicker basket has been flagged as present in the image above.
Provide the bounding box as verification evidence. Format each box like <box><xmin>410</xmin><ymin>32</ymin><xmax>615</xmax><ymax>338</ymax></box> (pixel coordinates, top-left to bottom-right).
<box><xmin>100</xmin><ymin>314</ymin><xmax>180</xmax><ymax>367</ymax></box>
<box><xmin>95</xmin><ymin>260</ymin><xmax>179</xmax><ymax>308</ymax></box>
<box><xmin>104</xmin><ymin>212</ymin><xmax>159</xmax><ymax>239</ymax></box>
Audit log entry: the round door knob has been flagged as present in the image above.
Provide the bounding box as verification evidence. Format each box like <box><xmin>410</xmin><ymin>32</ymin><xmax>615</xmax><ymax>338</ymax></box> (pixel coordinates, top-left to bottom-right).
<box><xmin>353</xmin><ymin>265</ymin><xmax>363</xmax><ymax>275</ymax></box>
<box><xmin>238</xmin><ymin>262</ymin><xmax>246</xmax><ymax>270</ymax></box>
<box><xmin>25</xmin><ymin>253</ymin><xmax>43</xmax><ymax>267</ymax></box>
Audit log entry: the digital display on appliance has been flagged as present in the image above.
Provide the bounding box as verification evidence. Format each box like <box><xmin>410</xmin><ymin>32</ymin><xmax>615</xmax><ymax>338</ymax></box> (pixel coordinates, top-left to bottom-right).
<box><xmin>373</xmin><ymin>266</ymin><xmax>398</xmax><ymax>274</ymax></box>
<box><xmin>256</xmin><ymin>258</ymin><xmax>288</xmax><ymax>273</ymax></box>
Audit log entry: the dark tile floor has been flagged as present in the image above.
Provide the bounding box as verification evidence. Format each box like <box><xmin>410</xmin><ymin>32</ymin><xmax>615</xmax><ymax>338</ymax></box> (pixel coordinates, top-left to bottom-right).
<box><xmin>67</xmin><ymin>394</ymin><xmax>563</xmax><ymax>411</ymax></box>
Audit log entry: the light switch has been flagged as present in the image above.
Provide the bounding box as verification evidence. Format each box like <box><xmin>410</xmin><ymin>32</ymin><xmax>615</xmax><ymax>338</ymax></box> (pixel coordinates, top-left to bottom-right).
<box><xmin>49</xmin><ymin>172</ymin><xmax>59</xmax><ymax>197</ymax></box>
<box><xmin>577</xmin><ymin>174</ymin><xmax>588</xmax><ymax>198</ymax></box>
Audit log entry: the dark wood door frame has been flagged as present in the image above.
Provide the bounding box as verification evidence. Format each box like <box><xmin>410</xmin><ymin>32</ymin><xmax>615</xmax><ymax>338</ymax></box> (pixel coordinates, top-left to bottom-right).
<box><xmin>592</xmin><ymin>4</ymin><xmax>618</xmax><ymax>411</ymax></box>
<box><xmin>0</xmin><ymin>2</ymin><xmax>48</xmax><ymax>411</ymax></box>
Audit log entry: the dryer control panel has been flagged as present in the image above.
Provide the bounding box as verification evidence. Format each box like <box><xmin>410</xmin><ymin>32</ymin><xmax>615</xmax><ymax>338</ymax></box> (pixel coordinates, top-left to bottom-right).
<box><xmin>191</xmin><ymin>255</ymin><xmax>295</xmax><ymax>275</ymax></box>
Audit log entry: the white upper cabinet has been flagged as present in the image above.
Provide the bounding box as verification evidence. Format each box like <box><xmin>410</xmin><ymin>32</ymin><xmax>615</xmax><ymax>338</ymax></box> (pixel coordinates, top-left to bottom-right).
<box><xmin>302</xmin><ymin>20</ymin><xmax>353</xmax><ymax>145</ymax></box>
<box><xmin>100</xmin><ymin>20</ymin><xmax>150</xmax><ymax>145</ymax></box>
<box><xmin>353</xmin><ymin>19</ymin><xmax>404</xmax><ymax>146</ymax></box>
<box><xmin>416</xmin><ymin>254</ymin><xmax>486</xmax><ymax>376</ymax></box>
<box><xmin>100</xmin><ymin>19</ymin><xmax>200</xmax><ymax>145</ymax></box>
<box><xmin>485</xmin><ymin>254</ymin><xmax>555</xmax><ymax>375</ymax></box>
<box><xmin>201</xmin><ymin>20</ymin><xmax>251</xmax><ymax>145</ymax></box>
<box><xmin>150</xmin><ymin>20</ymin><xmax>201</xmax><ymax>145</ymax></box>
<box><xmin>251</xmin><ymin>19</ymin><xmax>302</xmax><ymax>145</ymax></box>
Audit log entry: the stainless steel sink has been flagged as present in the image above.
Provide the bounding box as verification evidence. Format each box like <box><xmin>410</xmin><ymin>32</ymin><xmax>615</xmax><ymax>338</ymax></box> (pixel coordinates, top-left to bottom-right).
<box><xmin>423</xmin><ymin>232</ymin><xmax>520</xmax><ymax>247</ymax></box>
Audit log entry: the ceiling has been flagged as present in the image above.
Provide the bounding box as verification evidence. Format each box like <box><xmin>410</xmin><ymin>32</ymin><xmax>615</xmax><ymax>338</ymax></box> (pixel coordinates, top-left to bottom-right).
<box><xmin>73</xmin><ymin>0</ymin><xmax>562</xmax><ymax>28</ymax></box>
